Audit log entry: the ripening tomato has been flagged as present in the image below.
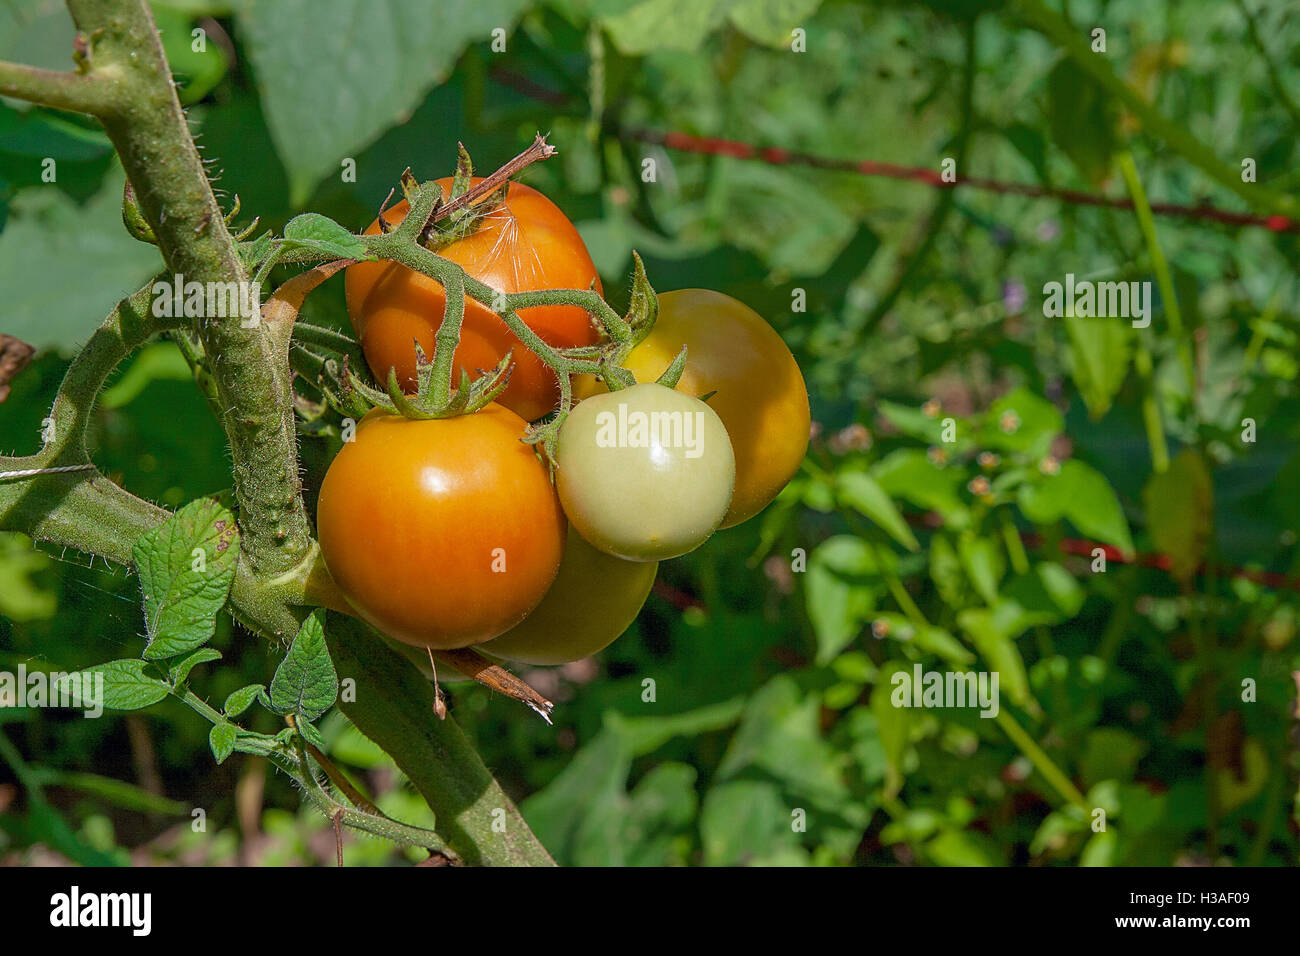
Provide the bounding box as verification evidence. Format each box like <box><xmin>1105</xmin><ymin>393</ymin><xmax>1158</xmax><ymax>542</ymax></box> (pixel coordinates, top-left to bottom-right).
<box><xmin>345</xmin><ymin>179</ymin><xmax>602</xmax><ymax>422</ymax></box>
<box><xmin>556</xmin><ymin>382</ymin><xmax>734</xmax><ymax>562</ymax></box>
<box><xmin>316</xmin><ymin>404</ymin><xmax>565</xmax><ymax>649</ymax></box>
<box><xmin>479</xmin><ymin>532</ymin><xmax>658</xmax><ymax>666</ymax></box>
<box><xmin>577</xmin><ymin>289</ymin><xmax>809</xmax><ymax>527</ymax></box>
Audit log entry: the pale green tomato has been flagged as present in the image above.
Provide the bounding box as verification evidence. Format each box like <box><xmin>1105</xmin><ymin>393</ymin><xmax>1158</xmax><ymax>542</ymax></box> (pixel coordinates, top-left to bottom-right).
<box><xmin>555</xmin><ymin>382</ymin><xmax>735</xmax><ymax>561</ymax></box>
<box><xmin>479</xmin><ymin>531</ymin><xmax>658</xmax><ymax>665</ymax></box>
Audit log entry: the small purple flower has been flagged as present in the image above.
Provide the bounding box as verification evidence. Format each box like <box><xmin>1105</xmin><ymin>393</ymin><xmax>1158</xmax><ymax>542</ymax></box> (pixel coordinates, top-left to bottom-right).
<box><xmin>1036</xmin><ymin>219</ymin><xmax>1060</xmax><ymax>242</ymax></box>
<box><xmin>1002</xmin><ymin>279</ymin><xmax>1027</xmax><ymax>314</ymax></box>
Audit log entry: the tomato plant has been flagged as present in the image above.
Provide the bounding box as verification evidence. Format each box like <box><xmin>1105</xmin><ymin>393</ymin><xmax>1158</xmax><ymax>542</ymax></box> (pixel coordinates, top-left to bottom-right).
<box><xmin>346</xmin><ymin>179</ymin><xmax>603</xmax><ymax>422</ymax></box>
<box><xmin>555</xmin><ymin>382</ymin><xmax>735</xmax><ymax>561</ymax></box>
<box><xmin>4</xmin><ymin>0</ymin><xmax>1298</xmax><ymax>881</ymax></box>
<box><xmin>316</xmin><ymin>404</ymin><xmax>565</xmax><ymax>649</ymax></box>
<box><xmin>480</xmin><ymin>531</ymin><xmax>658</xmax><ymax>665</ymax></box>
<box><xmin>578</xmin><ymin>289</ymin><xmax>809</xmax><ymax>527</ymax></box>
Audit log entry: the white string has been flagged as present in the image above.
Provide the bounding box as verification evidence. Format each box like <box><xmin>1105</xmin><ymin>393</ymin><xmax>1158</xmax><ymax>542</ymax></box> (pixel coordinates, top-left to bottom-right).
<box><xmin>0</xmin><ymin>463</ymin><xmax>96</xmax><ymax>480</ymax></box>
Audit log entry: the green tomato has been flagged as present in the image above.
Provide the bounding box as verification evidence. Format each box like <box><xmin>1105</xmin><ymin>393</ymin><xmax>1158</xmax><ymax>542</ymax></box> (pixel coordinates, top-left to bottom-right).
<box><xmin>556</xmin><ymin>382</ymin><xmax>735</xmax><ymax>561</ymax></box>
<box><xmin>479</xmin><ymin>531</ymin><xmax>658</xmax><ymax>665</ymax></box>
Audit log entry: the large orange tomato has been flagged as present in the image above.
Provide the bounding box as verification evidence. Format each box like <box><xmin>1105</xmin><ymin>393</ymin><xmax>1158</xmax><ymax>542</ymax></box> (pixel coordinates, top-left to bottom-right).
<box><xmin>345</xmin><ymin>178</ymin><xmax>602</xmax><ymax>422</ymax></box>
<box><xmin>315</xmin><ymin>404</ymin><xmax>565</xmax><ymax>649</ymax></box>
<box><xmin>577</xmin><ymin>290</ymin><xmax>809</xmax><ymax>527</ymax></box>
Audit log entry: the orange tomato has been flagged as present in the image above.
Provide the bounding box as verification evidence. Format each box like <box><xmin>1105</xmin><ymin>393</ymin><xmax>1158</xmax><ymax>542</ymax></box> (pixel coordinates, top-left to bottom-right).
<box><xmin>345</xmin><ymin>178</ymin><xmax>602</xmax><ymax>422</ymax></box>
<box><xmin>315</xmin><ymin>404</ymin><xmax>565</xmax><ymax>649</ymax></box>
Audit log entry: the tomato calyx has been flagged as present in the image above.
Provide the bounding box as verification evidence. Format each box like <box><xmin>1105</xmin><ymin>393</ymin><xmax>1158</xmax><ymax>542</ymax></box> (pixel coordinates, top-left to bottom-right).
<box><xmin>625</xmin><ymin>251</ymin><xmax>660</xmax><ymax>346</ymax></box>
<box><xmin>348</xmin><ymin>340</ymin><xmax>514</xmax><ymax>421</ymax></box>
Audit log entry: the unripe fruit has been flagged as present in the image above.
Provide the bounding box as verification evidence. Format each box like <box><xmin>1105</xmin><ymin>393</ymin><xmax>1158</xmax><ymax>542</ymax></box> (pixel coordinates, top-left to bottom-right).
<box><xmin>480</xmin><ymin>531</ymin><xmax>657</xmax><ymax>665</ymax></box>
<box><xmin>555</xmin><ymin>382</ymin><xmax>735</xmax><ymax>561</ymax></box>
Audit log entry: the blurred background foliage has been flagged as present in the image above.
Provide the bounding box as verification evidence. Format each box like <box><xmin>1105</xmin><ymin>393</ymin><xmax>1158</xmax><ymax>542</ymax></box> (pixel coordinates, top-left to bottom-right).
<box><xmin>2</xmin><ymin>0</ymin><xmax>1299</xmax><ymax>865</ymax></box>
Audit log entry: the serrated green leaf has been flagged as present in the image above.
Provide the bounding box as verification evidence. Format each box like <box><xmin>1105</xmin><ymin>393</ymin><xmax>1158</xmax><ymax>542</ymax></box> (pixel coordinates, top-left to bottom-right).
<box><xmin>835</xmin><ymin>469</ymin><xmax>918</xmax><ymax>550</ymax></box>
<box><xmin>57</xmin><ymin>660</ymin><xmax>170</xmax><ymax>712</ymax></box>
<box><xmin>297</xmin><ymin>718</ymin><xmax>326</xmax><ymax>751</ymax></box>
<box><xmin>238</xmin><ymin>230</ymin><xmax>274</xmax><ymax>268</ymax></box>
<box><xmin>223</xmin><ymin>683</ymin><xmax>264</xmax><ymax>718</ymax></box>
<box><xmin>268</xmin><ymin>610</ymin><xmax>338</xmax><ymax>721</ymax></box>
<box><xmin>135</xmin><ymin>498</ymin><xmax>239</xmax><ymax>660</ymax></box>
<box><xmin>1017</xmin><ymin>459</ymin><xmax>1134</xmax><ymax>556</ymax></box>
<box><xmin>209</xmin><ymin>723</ymin><xmax>237</xmax><ymax>764</ymax></box>
<box><xmin>168</xmin><ymin>647</ymin><xmax>221</xmax><ymax>686</ymax></box>
<box><xmin>281</xmin><ymin>212</ymin><xmax>369</xmax><ymax>259</ymax></box>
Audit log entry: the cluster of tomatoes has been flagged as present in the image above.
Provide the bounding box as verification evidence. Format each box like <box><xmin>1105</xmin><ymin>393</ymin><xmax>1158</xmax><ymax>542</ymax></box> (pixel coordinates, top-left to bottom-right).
<box><xmin>316</xmin><ymin>178</ymin><xmax>809</xmax><ymax>666</ymax></box>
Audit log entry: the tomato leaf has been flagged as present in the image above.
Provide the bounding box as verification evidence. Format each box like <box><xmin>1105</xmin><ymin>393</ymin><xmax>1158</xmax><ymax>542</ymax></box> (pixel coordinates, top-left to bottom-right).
<box><xmin>168</xmin><ymin>647</ymin><xmax>221</xmax><ymax>687</ymax></box>
<box><xmin>267</xmin><ymin>609</ymin><xmax>338</xmax><ymax>721</ymax></box>
<box><xmin>281</xmin><ymin>213</ymin><xmax>369</xmax><ymax>260</ymax></box>
<box><xmin>56</xmin><ymin>660</ymin><xmax>170</xmax><ymax>712</ymax></box>
<box><xmin>223</xmin><ymin>684</ymin><xmax>265</xmax><ymax>719</ymax></box>
<box><xmin>135</xmin><ymin>498</ymin><xmax>240</xmax><ymax>661</ymax></box>
<box><xmin>209</xmin><ymin>723</ymin><xmax>237</xmax><ymax>765</ymax></box>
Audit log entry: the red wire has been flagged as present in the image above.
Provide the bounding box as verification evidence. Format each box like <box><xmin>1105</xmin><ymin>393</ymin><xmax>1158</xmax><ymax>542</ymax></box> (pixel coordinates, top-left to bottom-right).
<box><xmin>627</xmin><ymin>127</ymin><xmax>1299</xmax><ymax>234</ymax></box>
<box><xmin>489</xmin><ymin>67</ymin><xmax>1296</xmax><ymax>233</ymax></box>
<box><xmin>1026</xmin><ymin>534</ymin><xmax>1300</xmax><ymax>592</ymax></box>
<box><xmin>624</xmin><ymin>127</ymin><xmax>1294</xmax><ymax>234</ymax></box>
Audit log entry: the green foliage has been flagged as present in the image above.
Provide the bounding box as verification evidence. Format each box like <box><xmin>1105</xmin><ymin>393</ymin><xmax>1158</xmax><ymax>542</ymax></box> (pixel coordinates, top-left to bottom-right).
<box><xmin>235</xmin><ymin>0</ymin><xmax>531</xmax><ymax>203</ymax></box>
<box><xmin>134</xmin><ymin>497</ymin><xmax>240</xmax><ymax>660</ymax></box>
<box><xmin>266</xmin><ymin>611</ymin><xmax>337</xmax><ymax>722</ymax></box>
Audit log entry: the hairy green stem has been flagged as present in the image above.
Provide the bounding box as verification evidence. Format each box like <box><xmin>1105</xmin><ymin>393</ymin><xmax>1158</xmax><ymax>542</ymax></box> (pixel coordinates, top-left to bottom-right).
<box><xmin>60</xmin><ymin>0</ymin><xmax>312</xmax><ymax>576</ymax></box>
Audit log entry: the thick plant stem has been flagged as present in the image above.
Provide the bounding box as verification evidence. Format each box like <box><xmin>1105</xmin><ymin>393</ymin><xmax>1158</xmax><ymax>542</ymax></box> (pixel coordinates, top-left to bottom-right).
<box><xmin>324</xmin><ymin>614</ymin><xmax>556</xmax><ymax>866</ymax></box>
<box><xmin>62</xmin><ymin>0</ymin><xmax>312</xmax><ymax>577</ymax></box>
<box><xmin>1</xmin><ymin>2</ymin><xmax>561</xmax><ymax>865</ymax></box>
